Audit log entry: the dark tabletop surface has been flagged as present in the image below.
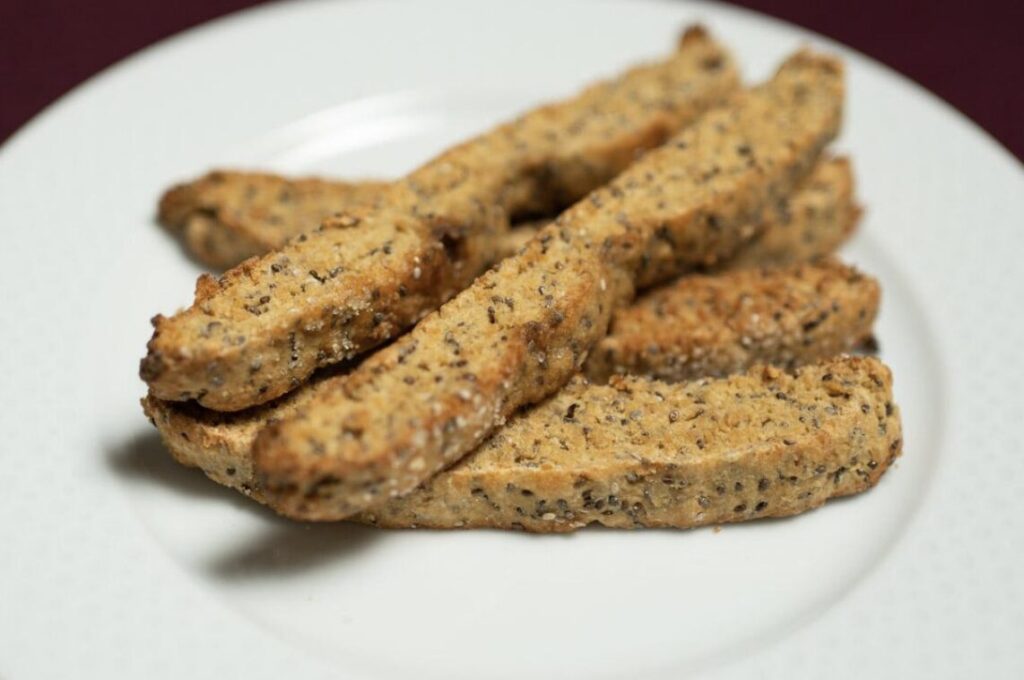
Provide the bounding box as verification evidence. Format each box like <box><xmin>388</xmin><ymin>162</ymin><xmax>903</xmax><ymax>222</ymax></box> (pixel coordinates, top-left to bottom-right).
<box><xmin>1</xmin><ymin>0</ymin><xmax>1021</xmax><ymax>160</ymax></box>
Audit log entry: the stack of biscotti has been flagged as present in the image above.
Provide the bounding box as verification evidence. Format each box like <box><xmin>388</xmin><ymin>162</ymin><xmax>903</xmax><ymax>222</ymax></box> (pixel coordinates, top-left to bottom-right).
<box><xmin>140</xmin><ymin>26</ymin><xmax>902</xmax><ymax>532</ymax></box>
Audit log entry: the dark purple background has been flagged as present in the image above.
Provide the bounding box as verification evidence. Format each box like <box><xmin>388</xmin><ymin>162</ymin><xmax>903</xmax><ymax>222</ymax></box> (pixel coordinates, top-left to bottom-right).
<box><xmin>2</xmin><ymin>0</ymin><xmax>1022</xmax><ymax>160</ymax></box>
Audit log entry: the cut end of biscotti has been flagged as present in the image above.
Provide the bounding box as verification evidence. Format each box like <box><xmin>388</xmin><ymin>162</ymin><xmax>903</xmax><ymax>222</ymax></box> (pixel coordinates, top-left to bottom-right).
<box><xmin>156</xmin><ymin>183</ymin><xmax>194</xmax><ymax>230</ymax></box>
<box><xmin>781</xmin><ymin>47</ymin><xmax>845</xmax><ymax>77</ymax></box>
<box><xmin>156</xmin><ymin>170</ymin><xmax>232</xmax><ymax>229</ymax></box>
<box><xmin>678</xmin><ymin>24</ymin><xmax>710</xmax><ymax>46</ymax></box>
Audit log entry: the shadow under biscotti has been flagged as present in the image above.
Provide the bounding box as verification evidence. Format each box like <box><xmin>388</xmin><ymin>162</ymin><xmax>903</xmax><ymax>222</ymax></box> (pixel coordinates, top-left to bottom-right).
<box><xmin>106</xmin><ymin>428</ymin><xmax>258</xmax><ymax>509</ymax></box>
<box><xmin>106</xmin><ymin>427</ymin><xmax>382</xmax><ymax>578</ymax></box>
<box><xmin>204</xmin><ymin>521</ymin><xmax>381</xmax><ymax>580</ymax></box>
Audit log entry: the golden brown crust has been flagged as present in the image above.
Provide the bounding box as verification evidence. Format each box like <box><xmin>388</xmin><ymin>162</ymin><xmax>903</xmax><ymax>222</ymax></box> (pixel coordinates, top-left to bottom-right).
<box><xmin>141</xmin><ymin>28</ymin><xmax>740</xmax><ymax>411</ymax></box>
<box><xmin>252</xmin><ymin>51</ymin><xmax>845</xmax><ymax>520</ymax></box>
<box><xmin>144</xmin><ymin>357</ymin><xmax>901</xmax><ymax>531</ymax></box>
<box><xmin>158</xmin><ymin>172</ymin><xmax>388</xmax><ymax>269</ymax></box>
<box><xmin>585</xmin><ymin>259</ymin><xmax>879</xmax><ymax>382</ymax></box>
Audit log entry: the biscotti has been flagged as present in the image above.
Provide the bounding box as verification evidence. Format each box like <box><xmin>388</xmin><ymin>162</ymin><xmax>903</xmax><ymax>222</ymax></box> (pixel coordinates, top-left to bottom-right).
<box><xmin>143</xmin><ymin>357</ymin><xmax>900</xmax><ymax>532</ymax></box>
<box><xmin>252</xmin><ymin>51</ymin><xmax>845</xmax><ymax>520</ymax></box>
<box><xmin>585</xmin><ymin>259</ymin><xmax>879</xmax><ymax>382</ymax></box>
<box><xmin>141</xmin><ymin>27</ymin><xmax>740</xmax><ymax>411</ymax></box>
<box><xmin>158</xmin><ymin>172</ymin><xmax>388</xmax><ymax>269</ymax></box>
<box><xmin>158</xmin><ymin>155</ymin><xmax>858</xmax><ymax>273</ymax></box>
<box><xmin>360</xmin><ymin>357</ymin><xmax>901</xmax><ymax>531</ymax></box>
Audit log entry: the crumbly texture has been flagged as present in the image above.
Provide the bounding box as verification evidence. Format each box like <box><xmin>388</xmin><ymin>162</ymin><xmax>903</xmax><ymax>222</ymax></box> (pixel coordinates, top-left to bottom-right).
<box><xmin>141</xmin><ymin>27</ymin><xmax>740</xmax><ymax>411</ymax></box>
<box><xmin>251</xmin><ymin>51</ymin><xmax>845</xmax><ymax>520</ymax></box>
<box><xmin>158</xmin><ymin>172</ymin><xmax>389</xmax><ymax>270</ymax></box>
<box><xmin>720</xmin><ymin>156</ymin><xmax>859</xmax><ymax>269</ymax></box>
<box><xmin>144</xmin><ymin>357</ymin><xmax>901</xmax><ymax>531</ymax></box>
<box><xmin>585</xmin><ymin>259</ymin><xmax>879</xmax><ymax>382</ymax></box>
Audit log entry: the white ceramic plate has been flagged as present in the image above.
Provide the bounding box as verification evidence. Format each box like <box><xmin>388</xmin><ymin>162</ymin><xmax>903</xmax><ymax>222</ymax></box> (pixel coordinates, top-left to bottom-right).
<box><xmin>1</xmin><ymin>1</ymin><xmax>1022</xmax><ymax>677</ymax></box>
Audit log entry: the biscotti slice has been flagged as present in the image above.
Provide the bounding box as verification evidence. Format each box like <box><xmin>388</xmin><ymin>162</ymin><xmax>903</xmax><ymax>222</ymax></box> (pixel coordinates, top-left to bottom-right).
<box><xmin>143</xmin><ymin>357</ymin><xmax>901</xmax><ymax>532</ymax></box>
<box><xmin>253</xmin><ymin>50</ymin><xmax>844</xmax><ymax>520</ymax></box>
<box><xmin>360</xmin><ymin>357</ymin><xmax>901</xmax><ymax>531</ymax></box>
<box><xmin>158</xmin><ymin>172</ymin><xmax>388</xmax><ymax>269</ymax></box>
<box><xmin>585</xmin><ymin>259</ymin><xmax>879</xmax><ymax>382</ymax></box>
<box><xmin>720</xmin><ymin>156</ymin><xmax>860</xmax><ymax>270</ymax></box>
<box><xmin>159</xmin><ymin>176</ymin><xmax>551</xmax><ymax>272</ymax></box>
<box><xmin>141</xmin><ymin>27</ymin><xmax>740</xmax><ymax>411</ymax></box>
<box><xmin>157</xmin><ymin>153</ymin><xmax>857</xmax><ymax>272</ymax></box>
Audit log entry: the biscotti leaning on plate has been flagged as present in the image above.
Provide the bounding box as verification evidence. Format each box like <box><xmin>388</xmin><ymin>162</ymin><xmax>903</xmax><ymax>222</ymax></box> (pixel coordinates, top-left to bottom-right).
<box><xmin>141</xmin><ymin>28</ymin><xmax>904</xmax><ymax>533</ymax></box>
<box><xmin>144</xmin><ymin>357</ymin><xmax>901</xmax><ymax>532</ymax></box>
